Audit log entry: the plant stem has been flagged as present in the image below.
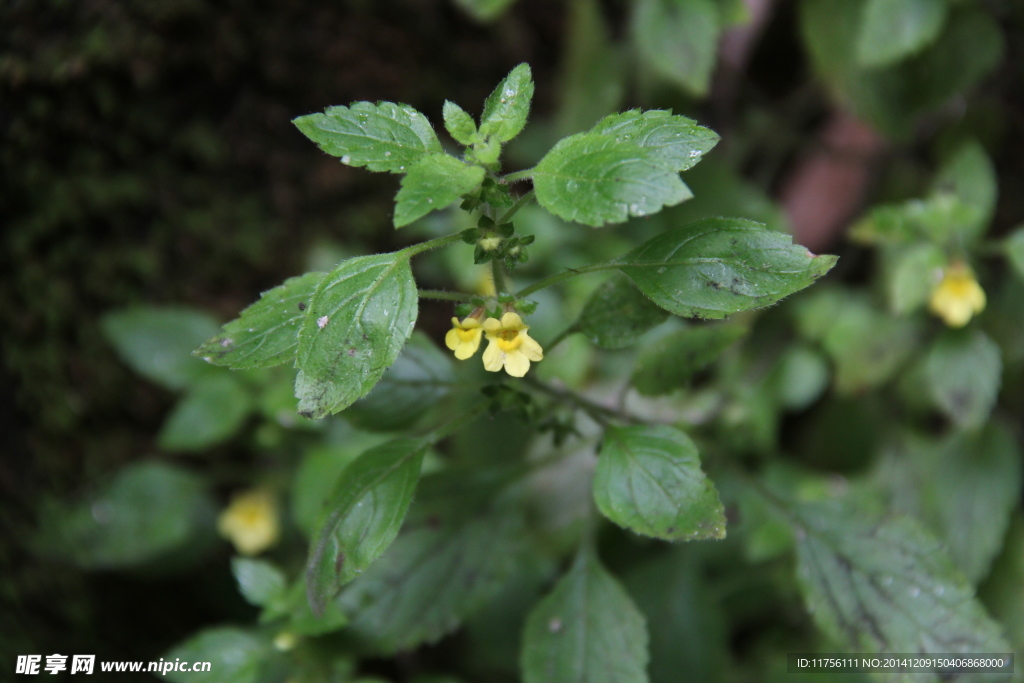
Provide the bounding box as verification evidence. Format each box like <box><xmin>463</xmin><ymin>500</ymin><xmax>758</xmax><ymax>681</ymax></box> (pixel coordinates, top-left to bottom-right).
<box><xmin>401</xmin><ymin>232</ymin><xmax>466</xmax><ymax>258</ymax></box>
<box><xmin>491</xmin><ymin>258</ymin><xmax>511</xmax><ymax>295</ymax></box>
<box><xmin>418</xmin><ymin>289</ymin><xmax>474</xmax><ymax>302</ymax></box>
<box><xmin>523</xmin><ymin>376</ymin><xmax>644</xmax><ymax>426</ymax></box>
<box><xmin>516</xmin><ymin>262</ymin><xmax>619</xmax><ymax>298</ymax></box>
<box><xmin>497</xmin><ymin>190</ymin><xmax>535</xmax><ymax>224</ymax></box>
<box><xmin>502</xmin><ymin>168</ymin><xmax>535</xmax><ymax>183</ymax></box>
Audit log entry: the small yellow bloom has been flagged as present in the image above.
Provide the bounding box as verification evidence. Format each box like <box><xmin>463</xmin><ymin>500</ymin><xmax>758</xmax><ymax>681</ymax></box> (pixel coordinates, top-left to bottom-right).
<box><xmin>445</xmin><ymin>317</ymin><xmax>484</xmax><ymax>360</ymax></box>
<box><xmin>273</xmin><ymin>632</ymin><xmax>298</xmax><ymax>651</ymax></box>
<box><xmin>217</xmin><ymin>488</ymin><xmax>280</xmax><ymax>556</ymax></box>
<box><xmin>929</xmin><ymin>261</ymin><xmax>986</xmax><ymax>328</ymax></box>
<box><xmin>482</xmin><ymin>311</ymin><xmax>544</xmax><ymax>377</ymax></box>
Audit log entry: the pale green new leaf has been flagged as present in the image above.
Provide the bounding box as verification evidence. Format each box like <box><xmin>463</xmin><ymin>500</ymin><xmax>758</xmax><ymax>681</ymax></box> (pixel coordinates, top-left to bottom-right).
<box><xmin>617</xmin><ymin>218</ymin><xmax>837</xmax><ymax>318</ymax></box>
<box><xmin>306</xmin><ymin>438</ymin><xmax>427</xmax><ymax>615</ymax></box>
<box><xmin>1006</xmin><ymin>227</ymin><xmax>1024</xmax><ymax>281</ymax></box>
<box><xmin>345</xmin><ymin>332</ymin><xmax>453</xmax><ymax>432</ymax></box>
<box><xmin>534</xmin><ymin>110</ymin><xmax>718</xmax><ymax>226</ymax></box>
<box><xmin>231</xmin><ymin>557</ymin><xmax>287</xmax><ymax>607</ymax></box>
<box><xmin>442</xmin><ymin>100</ymin><xmax>477</xmax><ymax>145</ymax></box>
<box><xmin>194</xmin><ymin>272</ymin><xmax>325</xmax><ymax>370</ymax></box>
<box><xmin>591</xmin><ymin>109</ymin><xmax>720</xmax><ymax>172</ymax></box>
<box><xmin>164</xmin><ymin>627</ymin><xmax>268</xmax><ymax>683</ymax></box>
<box><xmin>856</xmin><ymin>0</ymin><xmax>947</xmax><ymax>68</ymax></box>
<box><xmin>337</xmin><ymin>468</ymin><xmax>524</xmax><ymax>653</ymax></box>
<box><xmin>632</xmin><ymin>0</ymin><xmax>720</xmax><ymax>97</ymax></box>
<box><xmin>594</xmin><ymin>425</ymin><xmax>725</xmax><ymax>541</ymax></box>
<box><xmin>393</xmin><ymin>153</ymin><xmax>485</xmax><ymax>227</ymax></box>
<box><xmin>102</xmin><ymin>307</ymin><xmax>220</xmax><ymax>390</ymax></box>
<box><xmin>633</xmin><ymin>324</ymin><xmax>744</xmax><ymax>395</ymax></box>
<box><xmin>293</xmin><ymin>101</ymin><xmax>441</xmax><ymax>173</ymax></box>
<box><xmin>924</xmin><ymin>329</ymin><xmax>1001</xmax><ymax>430</ymax></box>
<box><xmin>577</xmin><ymin>275</ymin><xmax>668</xmax><ymax>349</ymax></box>
<box><xmin>479</xmin><ymin>63</ymin><xmax>534</xmax><ymax>143</ymax></box>
<box><xmin>295</xmin><ymin>252</ymin><xmax>418</xmax><ymax>419</ymax></box>
<box><xmin>793</xmin><ymin>499</ymin><xmax>1011</xmax><ymax>665</ymax></box>
<box><xmin>521</xmin><ymin>551</ymin><xmax>649</xmax><ymax>683</ymax></box>
<box><xmin>157</xmin><ymin>374</ymin><xmax>252</xmax><ymax>451</ymax></box>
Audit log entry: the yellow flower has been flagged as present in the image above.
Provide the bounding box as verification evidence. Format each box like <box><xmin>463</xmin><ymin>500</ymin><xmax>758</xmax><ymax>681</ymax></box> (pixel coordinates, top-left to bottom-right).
<box><xmin>445</xmin><ymin>317</ymin><xmax>483</xmax><ymax>360</ymax></box>
<box><xmin>482</xmin><ymin>311</ymin><xmax>544</xmax><ymax>377</ymax></box>
<box><xmin>217</xmin><ymin>488</ymin><xmax>280</xmax><ymax>556</ymax></box>
<box><xmin>928</xmin><ymin>261</ymin><xmax>986</xmax><ymax>328</ymax></box>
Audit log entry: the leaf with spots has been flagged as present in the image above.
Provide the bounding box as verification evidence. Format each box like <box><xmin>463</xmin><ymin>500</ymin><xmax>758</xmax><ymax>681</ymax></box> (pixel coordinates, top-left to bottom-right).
<box><xmin>593</xmin><ymin>425</ymin><xmax>725</xmax><ymax>541</ymax></box>
<box><xmin>521</xmin><ymin>550</ymin><xmax>649</xmax><ymax>683</ymax></box>
<box><xmin>306</xmin><ymin>438</ymin><xmax>427</xmax><ymax>616</ymax></box>
<box><xmin>295</xmin><ymin>252</ymin><xmax>418</xmax><ymax>419</ymax></box>
<box><xmin>194</xmin><ymin>272</ymin><xmax>325</xmax><ymax>370</ymax></box>
<box><xmin>293</xmin><ymin>101</ymin><xmax>441</xmax><ymax>173</ymax></box>
<box><xmin>616</xmin><ymin>218</ymin><xmax>838</xmax><ymax>318</ymax></box>
<box><xmin>792</xmin><ymin>497</ymin><xmax>1010</xmax><ymax>666</ymax></box>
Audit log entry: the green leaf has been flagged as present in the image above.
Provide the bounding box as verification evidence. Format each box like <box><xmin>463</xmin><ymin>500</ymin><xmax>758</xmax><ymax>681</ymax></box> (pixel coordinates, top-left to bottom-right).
<box><xmin>856</xmin><ymin>0</ymin><xmax>947</xmax><ymax>68</ymax></box>
<box><xmin>533</xmin><ymin>110</ymin><xmax>718</xmax><ymax>226</ymax></box>
<box><xmin>793</xmin><ymin>498</ymin><xmax>1011</xmax><ymax>662</ymax></box>
<box><xmin>979</xmin><ymin>513</ymin><xmax>1024</xmax><ymax>652</ymax></box>
<box><xmin>282</xmin><ymin>578</ymin><xmax>350</xmax><ymax>636</ymax></box>
<box><xmin>306</xmin><ymin>438</ymin><xmax>427</xmax><ymax>615</ymax></box>
<box><xmin>593</xmin><ymin>425</ymin><xmax>725</xmax><ymax>541</ymax></box>
<box><xmin>577</xmin><ymin>275</ymin><xmax>668</xmax><ymax>349</ymax></box>
<box><xmin>617</xmin><ymin>218</ymin><xmax>837</xmax><ymax>318</ymax></box>
<box><xmin>164</xmin><ymin>627</ymin><xmax>268</xmax><ymax>683</ymax></box>
<box><xmin>295</xmin><ymin>251</ymin><xmax>418</xmax><ymax>419</ymax></box>
<box><xmin>38</xmin><ymin>461</ymin><xmax>214</xmax><ymax>569</ymax></box>
<box><xmin>231</xmin><ymin>557</ymin><xmax>287</xmax><ymax>607</ymax></box>
<box><xmin>877</xmin><ymin>426</ymin><xmax>1023</xmax><ymax>584</ymax></box>
<box><xmin>623</xmin><ymin>549</ymin><xmax>727</xmax><ymax>683</ymax></box>
<box><xmin>345</xmin><ymin>332</ymin><xmax>453</xmax><ymax>432</ymax></box>
<box><xmin>1006</xmin><ymin>227</ymin><xmax>1024</xmax><ymax>281</ymax></box>
<box><xmin>442</xmin><ymin>100</ymin><xmax>477</xmax><ymax>145</ymax></box>
<box><xmin>157</xmin><ymin>374</ymin><xmax>252</xmax><ymax>451</ymax></box>
<box><xmin>393</xmin><ymin>154</ymin><xmax>486</xmax><ymax>227</ymax></box>
<box><xmin>293</xmin><ymin>101</ymin><xmax>441</xmax><ymax>173</ymax></box>
<box><xmin>633</xmin><ymin>324</ymin><xmax>744</xmax><ymax>395</ymax></box>
<box><xmin>194</xmin><ymin>272</ymin><xmax>325</xmax><ymax>370</ymax></box>
<box><xmin>932</xmin><ymin>141</ymin><xmax>997</xmax><ymax>243</ymax></box>
<box><xmin>479</xmin><ymin>63</ymin><xmax>534</xmax><ymax>143</ymax></box>
<box><xmin>631</xmin><ymin>0</ymin><xmax>720</xmax><ymax>97</ymax></box>
<box><xmin>521</xmin><ymin>551</ymin><xmax>649</xmax><ymax>683</ymax></box>
<box><xmin>102</xmin><ymin>306</ymin><xmax>221</xmax><ymax>390</ymax></box>
<box><xmin>885</xmin><ymin>243</ymin><xmax>944</xmax><ymax>314</ymax></box>
<box><xmin>924</xmin><ymin>329</ymin><xmax>1001</xmax><ymax>430</ymax></box>
<box><xmin>591</xmin><ymin>109</ymin><xmax>720</xmax><ymax>173</ymax></box>
<box><xmin>453</xmin><ymin>0</ymin><xmax>517</xmax><ymax>21</ymax></box>
<box><xmin>774</xmin><ymin>345</ymin><xmax>830</xmax><ymax>411</ymax></box>
<box><xmin>337</xmin><ymin>468</ymin><xmax>524</xmax><ymax>653</ymax></box>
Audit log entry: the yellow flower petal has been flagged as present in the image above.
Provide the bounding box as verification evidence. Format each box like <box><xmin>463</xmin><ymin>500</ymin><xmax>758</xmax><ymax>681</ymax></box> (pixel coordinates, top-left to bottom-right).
<box><xmin>928</xmin><ymin>263</ymin><xmax>986</xmax><ymax>328</ymax></box>
<box><xmin>520</xmin><ymin>331</ymin><xmax>544</xmax><ymax>361</ymax></box>
<box><xmin>482</xmin><ymin>338</ymin><xmax>503</xmax><ymax>372</ymax></box>
<box><xmin>445</xmin><ymin>327</ymin><xmax>462</xmax><ymax>351</ymax></box>
<box><xmin>504</xmin><ymin>351</ymin><xmax>531</xmax><ymax>377</ymax></box>
<box><xmin>217</xmin><ymin>489</ymin><xmax>280</xmax><ymax>556</ymax></box>
<box><xmin>483</xmin><ymin>317</ymin><xmax>502</xmax><ymax>334</ymax></box>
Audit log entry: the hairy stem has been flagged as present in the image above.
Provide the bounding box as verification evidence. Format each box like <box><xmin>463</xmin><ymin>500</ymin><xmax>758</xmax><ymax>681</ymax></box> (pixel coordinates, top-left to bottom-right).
<box><xmin>497</xmin><ymin>189</ymin><xmax>535</xmax><ymax>225</ymax></box>
<box><xmin>516</xmin><ymin>262</ymin><xmax>619</xmax><ymax>298</ymax></box>
<box><xmin>418</xmin><ymin>289</ymin><xmax>475</xmax><ymax>302</ymax></box>
<box><xmin>401</xmin><ymin>232</ymin><xmax>466</xmax><ymax>258</ymax></box>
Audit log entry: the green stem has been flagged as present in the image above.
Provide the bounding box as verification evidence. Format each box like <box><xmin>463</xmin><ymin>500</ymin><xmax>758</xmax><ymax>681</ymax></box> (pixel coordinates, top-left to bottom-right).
<box><xmin>502</xmin><ymin>168</ymin><xmax>535</xmax><ymax>184</ymax></box>
<box><xmin>400</xmin><ymin>232</ymin><xmax>466</xmax><ymax>258</ymax></box>
<box><xmin>491</xmin><ymin>258</ymin><xmax>511</xmax><ymax>295</ymax></box>
<box><xmin>497</xmin><ymin>189</ymin><xmax>535</xmax><ymax>224</ymax></box>
<box><xmin>418</xmin><ymin>289</ymin><xmax>475</xmax><ymax>303</ymax></box>
<box><xmin>516</xmin><ymin>262</ymin><xmax>619</xmax><ymax>298</ymax></box>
